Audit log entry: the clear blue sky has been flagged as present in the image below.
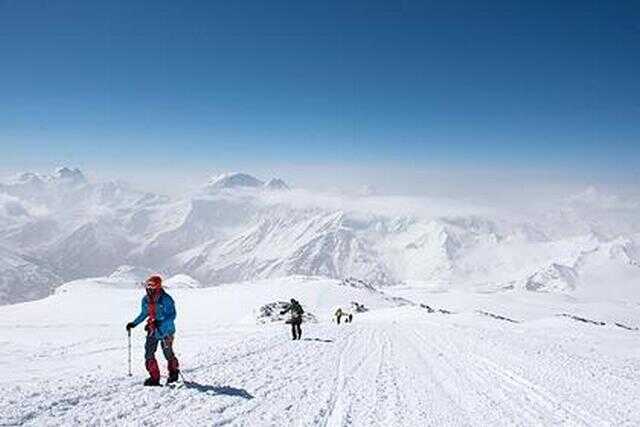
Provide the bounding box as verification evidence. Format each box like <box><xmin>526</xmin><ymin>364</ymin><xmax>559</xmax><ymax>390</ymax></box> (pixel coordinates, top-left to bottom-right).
<box><xmin>1</xmin><ymin>0</ymin><xmax>639</xmax><ymax>192</ymax></box>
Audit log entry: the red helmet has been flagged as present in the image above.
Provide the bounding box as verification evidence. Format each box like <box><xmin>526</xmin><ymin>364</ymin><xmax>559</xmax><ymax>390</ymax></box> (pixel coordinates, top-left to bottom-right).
<box><xmin>145</xmin><ymin>275</ymin><xmax>163</xmax><ymax>290</ymax></box>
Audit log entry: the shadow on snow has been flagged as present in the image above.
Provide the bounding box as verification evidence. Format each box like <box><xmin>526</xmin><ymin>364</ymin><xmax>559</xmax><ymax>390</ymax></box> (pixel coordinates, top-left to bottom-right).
<box><xmin>182</xmin><ymin>381</ymin><xmax>254</xmax><ymax>399</ymax></box>
<box><xmin>302</xmin><ymin>338</ymin><xmax>334</xmax><ymax>343</ymax></box>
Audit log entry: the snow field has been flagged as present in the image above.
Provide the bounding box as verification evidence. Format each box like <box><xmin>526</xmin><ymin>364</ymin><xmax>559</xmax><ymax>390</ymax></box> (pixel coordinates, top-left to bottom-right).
<box><xmin>2</xmin><ymin>278</ymin><xmax>640</xmax><ymax>426</ymax></box>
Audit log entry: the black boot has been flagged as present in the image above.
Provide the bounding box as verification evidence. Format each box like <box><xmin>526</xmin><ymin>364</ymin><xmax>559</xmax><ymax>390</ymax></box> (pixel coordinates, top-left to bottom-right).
<box><xmin>167</xmin><ymin>370</ymin><xmax>180</xmax><ymax>384</ymax></box>
<box><xmin>143</xmin><ymin>377</ymin><xmax>161</xmax><ymax>386</ymax></box>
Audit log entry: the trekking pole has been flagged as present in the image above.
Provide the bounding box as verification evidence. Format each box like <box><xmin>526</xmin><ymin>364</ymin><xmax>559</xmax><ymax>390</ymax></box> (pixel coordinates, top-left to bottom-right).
<box><xmin>127</xmin><ymin>329</ymin><xmax>132</xmax><ymax>377</ymax></box>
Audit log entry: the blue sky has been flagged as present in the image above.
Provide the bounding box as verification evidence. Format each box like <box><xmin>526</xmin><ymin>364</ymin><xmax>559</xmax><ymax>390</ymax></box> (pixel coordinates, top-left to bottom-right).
<box><xmin>1</xmin><ymin>0</ymin><xmax>639</xmax><ymax>194</ymax></box>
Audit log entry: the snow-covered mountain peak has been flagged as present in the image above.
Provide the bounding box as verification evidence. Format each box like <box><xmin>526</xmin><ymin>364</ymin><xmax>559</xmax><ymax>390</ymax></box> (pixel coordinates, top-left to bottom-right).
<box><xmin>3</xmin><ymin>167</ymin><xmax>87</xmax><ymax>194</ymax></box>
<box><xmin>52</xmin><ymin>167</ymin><xmax>86</xmax><ymax>183</ymax></box>
<box><xmin>264</xmin><ymin>178</ymin><xmax>289</xmax><ymax>190</ymax></box>
<box><xmin>52</xmin><ymin>166</ymin><xmax>86</xmax><ymax>180</ymax></box>
<box><xmin>107</xmin><ymin>265</ymin><xmax>153</xmax><ymax>283</ymax></box>
<box><xmin>2</xmin><ymin>173</ymin><xmax>44</xmax><ymax>191</ymax></box>
<box><xmin>207</xmin><ymin>172</ymin><xmax>264</xmax><ymax>190</ymax></box>
<box><xmin>14</xmin><ymin>172</ymin><xmax>44</xmax><ymax>185</ymax></box>
<box><xmin>604</xmin><ymin>237</ymin><xmax>639</xmax><ymax>265</ymax></box>
<box><xmin>524</xmin><ymin>263</ymin><xmax>578</xmax><ymax>293</ymax></box>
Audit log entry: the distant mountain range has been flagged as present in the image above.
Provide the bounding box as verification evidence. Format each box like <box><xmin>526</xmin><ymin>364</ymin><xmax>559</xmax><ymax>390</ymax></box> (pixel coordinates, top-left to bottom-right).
<box><xmin>0</xmin><ymin>168</ymin><xmax>638</xmax><ymax>304</ymax></box>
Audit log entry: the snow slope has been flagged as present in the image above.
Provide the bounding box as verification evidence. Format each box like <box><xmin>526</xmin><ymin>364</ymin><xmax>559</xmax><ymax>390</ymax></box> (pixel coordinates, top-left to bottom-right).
<box><xmin>2</xmin><ymin>277</ymin><xmax>640</xmax><ymax>426</ymax></box>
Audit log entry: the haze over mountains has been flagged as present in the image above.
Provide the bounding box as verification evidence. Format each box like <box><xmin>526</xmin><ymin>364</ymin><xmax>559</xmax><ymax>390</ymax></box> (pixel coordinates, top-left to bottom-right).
<box><xmin>0</xmin><ymin>167</ymin><xmax>638</xmax><ymax>305</ymax></box>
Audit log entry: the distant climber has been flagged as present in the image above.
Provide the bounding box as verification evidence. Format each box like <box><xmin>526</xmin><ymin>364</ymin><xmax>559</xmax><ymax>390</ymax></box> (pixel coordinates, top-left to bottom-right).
<box><xmin>334</xmin><ymin>307</ymin><xmax>353</xmax><ymax>324</ymax></box>
<box><xmin>126</xmin><ymin>275</ymin><xmax>180</xmax><ymax>386</ymax></box>
<box><xmin>280</xmin><ymin>298</ymin><xmax>304</xmax><ymax>340</ymax></box>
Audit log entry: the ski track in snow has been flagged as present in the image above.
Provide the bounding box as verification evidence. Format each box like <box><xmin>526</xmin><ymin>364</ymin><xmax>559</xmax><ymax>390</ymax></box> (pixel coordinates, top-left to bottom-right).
<box><xmin>2</xmin><ymin>314</ymin><xmax>640</xmax><ymax>426</ymax></box>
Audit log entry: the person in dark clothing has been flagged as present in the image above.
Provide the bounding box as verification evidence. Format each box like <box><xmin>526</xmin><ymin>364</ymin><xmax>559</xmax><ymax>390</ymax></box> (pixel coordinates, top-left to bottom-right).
<box><xmin>281</xmin><ymin>298</ymin><xmax>304</xmax><ymax>340</ymax></box>
<box><xmin>126</xmin><ymin>275</ymin><xmax>180</xmax><ymax>386</ymax></box>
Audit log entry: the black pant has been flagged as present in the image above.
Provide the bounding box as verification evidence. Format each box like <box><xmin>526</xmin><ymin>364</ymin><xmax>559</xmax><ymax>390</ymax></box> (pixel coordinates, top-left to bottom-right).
<box><xmin>290</xmin><ymin>319</ymin><xmax>302</xmax><ymax>340</ymax></box>
<box><xmin>145</xmin><ymin>334</ymin><xmax>177</xmax><ymax>362</ymax></box>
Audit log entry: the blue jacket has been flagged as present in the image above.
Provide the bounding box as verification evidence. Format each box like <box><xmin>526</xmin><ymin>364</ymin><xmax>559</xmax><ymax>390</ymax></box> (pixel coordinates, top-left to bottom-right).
<box><xmin>131</xmin><ymin>291</ymin><xmax>176</xmax><ymax>339</ymax></box>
